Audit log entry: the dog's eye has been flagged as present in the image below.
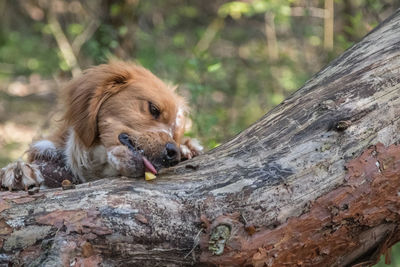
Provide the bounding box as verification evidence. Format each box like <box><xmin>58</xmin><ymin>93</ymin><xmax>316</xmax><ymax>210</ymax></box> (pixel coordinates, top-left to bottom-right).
<box><xmin>148</xmin><ymin>102</ymin><xmax>161</xmax><ymax>119</ymax></box>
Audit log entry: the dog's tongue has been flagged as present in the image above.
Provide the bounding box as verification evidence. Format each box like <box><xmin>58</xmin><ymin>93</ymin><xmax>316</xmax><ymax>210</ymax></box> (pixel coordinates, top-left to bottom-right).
<box><xmin>142</xmin><ymin>156</ymin><xmax>157</xmax><ymax>175</ymax></box>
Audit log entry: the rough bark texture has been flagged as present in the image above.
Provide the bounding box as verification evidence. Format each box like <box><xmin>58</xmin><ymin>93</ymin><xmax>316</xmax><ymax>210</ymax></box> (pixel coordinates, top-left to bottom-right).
<box><xmin>2</xmin><ymin>9</ymin><xmax>400</xmax><ymax>267</ymax></box>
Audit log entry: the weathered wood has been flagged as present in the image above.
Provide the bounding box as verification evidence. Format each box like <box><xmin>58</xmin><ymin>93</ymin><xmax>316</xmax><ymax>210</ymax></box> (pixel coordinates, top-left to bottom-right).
<box><xmin>2</xmin><ymin>9</ymin><xmax>400</xmax><ymax>267</ymax></box>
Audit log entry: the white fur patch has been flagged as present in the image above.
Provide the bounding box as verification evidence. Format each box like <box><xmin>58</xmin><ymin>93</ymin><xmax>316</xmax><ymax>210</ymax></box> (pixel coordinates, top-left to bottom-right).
<box><xmin>32</xmin><ymin>140</ymin><xmax>57</xmax><ymax>158</ymax></box>
<box><xmin>187</xmin><ymin>138</ymin><xmax>204</xmax><ymax>153</ymax></box>
<box><xmin>31</xmin><ymin>163</ymin><xmax>45</xmax><ymax>184</ymax></box>
<box><xmin>159</xmin><ymin>128</ymin><xmax>173</xmax><ymax>138</ymax></box>
<box><xmin>180</xmin><ymin>138</ymin><xmax>204</xmax><ymax>159</ymax></box>
<box><xmin>89</xmin><ymin>145</ymin><xmax>108</xmax><ymax>165</ymax></box>
<box><xmin>33</xmin><ymin>140</ymin><xmax>56</xmax><ymax>152</ymax></box>
<box><xmin>104</xmin><ymin>147</ymin><xmax>128</xmax><ymax>177</ymax></box>
<box><xmin>65</xmin><ymin>128</ymin><xmax>119</xmax><ymax>181</ymax></box>
<box><xmin>107</xmin><ymin>150</ymin><xmax>121</xmax><ymax>170</ymax></box>
<box><xmin>65</xmin><ymin>128</ymin><xmax>89</xmax><ymax>182</ymax></box>
<box><xmin>175</xmin><ymin>106</ymin><xmax>184</xmax><ymax>130</ymax></box>
<box><xmin>180</xmin><ymin>144</ymin><xmax>192</xmax><ymax>159</ymax></box>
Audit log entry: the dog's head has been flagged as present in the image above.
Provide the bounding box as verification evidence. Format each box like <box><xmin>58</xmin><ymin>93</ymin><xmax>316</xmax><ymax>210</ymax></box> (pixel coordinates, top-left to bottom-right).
<box><xmin>63</xmin><ymin>62</ymin><xmax>187</xmax><ymax>177</ymax></box>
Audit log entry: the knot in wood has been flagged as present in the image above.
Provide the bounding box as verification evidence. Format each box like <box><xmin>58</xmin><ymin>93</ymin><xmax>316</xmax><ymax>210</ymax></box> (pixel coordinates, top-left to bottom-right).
<box><xmin>208</xmin><ymin>224</ymin><xmax>231</xmax><ymax>256</ymax></box>
<box><xmin>335</xmin><ymin>120</ymin><xmax>352</xmax><ymax>131</ymax></box>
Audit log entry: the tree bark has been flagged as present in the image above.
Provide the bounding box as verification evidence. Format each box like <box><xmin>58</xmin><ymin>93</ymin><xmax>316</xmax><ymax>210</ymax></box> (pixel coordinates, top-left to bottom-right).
<box><xmin>2</xmin><ymin>9</ymin><xmax>400</xmax><ymax>267</ymax></box>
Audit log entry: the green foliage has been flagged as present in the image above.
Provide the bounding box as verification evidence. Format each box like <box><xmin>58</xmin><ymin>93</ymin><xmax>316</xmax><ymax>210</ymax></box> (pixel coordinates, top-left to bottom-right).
<box><xmin>0</xmin><ymin>28</ymin><xmax>59</xmax><ymax>77</ymax></box>
<box><xmin>219</xmin><ymin>0</ymin><xmax>293</xmax><ymax>20</ymax></box>
<box><xmin>375</xmin><ymin>243</ymin><xmax>400</xmax><ymax>266</ymax></box>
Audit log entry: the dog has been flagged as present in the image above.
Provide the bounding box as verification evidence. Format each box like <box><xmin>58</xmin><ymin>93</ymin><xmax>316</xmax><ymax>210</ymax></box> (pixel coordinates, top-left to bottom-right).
<box><xmin>0</xmin><ymin>62</ymin><xmax>203</xmax><ymax>190</ymax></box>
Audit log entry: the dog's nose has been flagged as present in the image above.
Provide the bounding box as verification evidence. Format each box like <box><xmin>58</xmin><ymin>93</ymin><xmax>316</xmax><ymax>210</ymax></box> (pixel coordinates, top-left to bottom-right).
<box><xmin>163</xmin><ymin>143</ymin><xmax>180</xmax><ymax>166</ymax></box>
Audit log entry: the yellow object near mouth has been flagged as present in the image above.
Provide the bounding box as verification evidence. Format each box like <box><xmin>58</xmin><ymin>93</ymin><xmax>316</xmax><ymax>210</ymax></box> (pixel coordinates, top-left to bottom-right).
<box><xmin>145</xmin><ymin>172</ymin><xmax>156</xmax><ymax>181</ymax></box>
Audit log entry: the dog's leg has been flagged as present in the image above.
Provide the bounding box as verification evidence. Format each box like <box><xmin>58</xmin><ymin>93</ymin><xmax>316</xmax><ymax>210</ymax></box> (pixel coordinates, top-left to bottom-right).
<box><xmin>0</xmin><ymin>139</ymin><xmax>57</xmax><ymax>191</ymax></box>
<box><xmin>180</xmin><ymin>138</ymin><xmax>203</xmax><ymax>160</ymax></box>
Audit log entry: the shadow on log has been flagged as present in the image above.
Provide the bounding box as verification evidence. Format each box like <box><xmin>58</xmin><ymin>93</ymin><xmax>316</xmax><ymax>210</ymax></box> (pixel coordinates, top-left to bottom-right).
<box><xmin>2</xmin><ymin>9</ymin><xmax>400</xmax><ymax>267</ymax></box>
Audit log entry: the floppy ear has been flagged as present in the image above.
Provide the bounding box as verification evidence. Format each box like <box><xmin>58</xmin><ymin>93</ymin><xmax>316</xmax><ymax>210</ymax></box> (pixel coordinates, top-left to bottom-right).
<box><xmin>63</xmin><ymin>64</ymin><xmax>131</xmax><ymax>147</ymax></box>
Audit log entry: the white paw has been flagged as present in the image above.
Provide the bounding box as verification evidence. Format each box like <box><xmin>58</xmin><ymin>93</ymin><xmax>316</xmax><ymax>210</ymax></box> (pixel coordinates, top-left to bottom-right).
<box><xmin>180</xmin><ymin>138</ymin><xmax>203</xmax><ymax>160</ymax></box>
<box><xmin>0</xmin><ymin>160</ymin><xmax>44</xmax><ymax>191</ymax></box>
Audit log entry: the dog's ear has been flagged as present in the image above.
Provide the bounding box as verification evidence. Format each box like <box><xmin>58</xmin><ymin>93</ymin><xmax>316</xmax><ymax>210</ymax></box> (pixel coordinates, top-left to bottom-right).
<box><xmin>63</xmin><ymin>64</ymin><xmax>131</xmax><ymax>147</ymax></box>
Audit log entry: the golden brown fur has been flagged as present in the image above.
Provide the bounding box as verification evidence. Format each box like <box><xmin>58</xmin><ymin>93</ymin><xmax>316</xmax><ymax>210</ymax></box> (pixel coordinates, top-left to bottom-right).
<box><xmin>1</xmin><ymin>62</ymin><xmax>202</xmax><ymax>190</ymax></box>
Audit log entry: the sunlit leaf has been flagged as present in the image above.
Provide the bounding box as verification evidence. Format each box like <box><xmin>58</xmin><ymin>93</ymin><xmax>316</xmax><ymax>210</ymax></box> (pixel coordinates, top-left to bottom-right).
<box><xmin>218</xmin><ymin>2</ymin><xmax>251</xmax><ymax>19</ymax></box>
<box><xmin>207</xmin><ymin>63</ymin><xmax>221</xmax><ymax>72</ymax></box>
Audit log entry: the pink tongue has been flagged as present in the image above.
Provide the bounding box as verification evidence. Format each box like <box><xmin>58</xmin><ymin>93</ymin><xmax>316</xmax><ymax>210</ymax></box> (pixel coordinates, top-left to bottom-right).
<box><xmin>143</xmin><ymin>156</ymin><xmax>157</xmax><ymax>174</ymax></box>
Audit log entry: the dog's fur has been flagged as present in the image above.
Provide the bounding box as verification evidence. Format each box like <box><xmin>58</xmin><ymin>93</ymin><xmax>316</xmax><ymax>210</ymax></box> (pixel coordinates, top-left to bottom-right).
<box><xmin>0</xmin><ymin>62</ymin><xmax>202</xmax><ymax>190</ymax></box>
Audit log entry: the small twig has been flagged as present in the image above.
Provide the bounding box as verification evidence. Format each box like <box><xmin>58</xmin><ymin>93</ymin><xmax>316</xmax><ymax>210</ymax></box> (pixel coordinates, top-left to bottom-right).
<box><xmin>324</xmin><ymin>0</ymin><xmax>334</xmax><ymax>50</ymax></box>
<box><xmin>47</xmin><ymin>11</ymin><xmax>81</xmax><ymax>77</ymax></box>
<box><xmin>72</xmin><ymin>19</ymin><xmax>100</xmax><ymax>55</ymax></box>
<box><xmin>194</xmin><ymin>18</ymin><xmax>224</xmax><ymax>53</ymax></box>
<box><xmin>241</xmin><ymin>213</ymin><xmax>248</xmax><ymax>224</ymax></box>
<box><xmin>264</xmin><ymin>12</ymin><xmax>279</xmax><ymax>61</ymax></box>
<box><xmin>184</xmin><ymin>228</ymin><xmax>203</xmax><ymax>259</ymax></box>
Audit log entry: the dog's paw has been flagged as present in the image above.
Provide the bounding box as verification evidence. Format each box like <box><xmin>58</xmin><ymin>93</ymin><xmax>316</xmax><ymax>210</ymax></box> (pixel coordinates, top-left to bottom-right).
<box><xmin>180</xmin><ymin>138</ymin><xmax>203</xmax><ymax>160</ymax></box>
<box><xmin>107</xmin><ymin>145</ymin><xmax>146</xmax><ymax>178</ymax></box>
<box><xmin>0</xmin><ymin>160</ymin><xmax>44</xmax><ymax>191</ymax></box>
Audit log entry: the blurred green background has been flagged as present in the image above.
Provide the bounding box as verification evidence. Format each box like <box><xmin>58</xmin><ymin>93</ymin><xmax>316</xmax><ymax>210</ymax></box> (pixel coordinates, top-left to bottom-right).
<box><xmin>0</xmin><ymin>0</ymin><xmax>399</xmax><ymax>265</ymax></box>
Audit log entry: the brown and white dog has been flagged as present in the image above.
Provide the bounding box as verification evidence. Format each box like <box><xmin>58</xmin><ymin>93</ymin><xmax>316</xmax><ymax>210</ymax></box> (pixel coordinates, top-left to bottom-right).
<box><xmin>0</xmin><ymin>62</ymin><xmax>202</xmax><ymax>190</ymax></box>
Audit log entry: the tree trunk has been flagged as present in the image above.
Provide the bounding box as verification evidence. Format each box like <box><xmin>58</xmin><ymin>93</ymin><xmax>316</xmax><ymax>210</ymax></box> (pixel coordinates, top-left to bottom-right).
<box><xmin>2</xmin><ymin>9</ymin><xmax>400</xmax><ymax>267</ymax></box>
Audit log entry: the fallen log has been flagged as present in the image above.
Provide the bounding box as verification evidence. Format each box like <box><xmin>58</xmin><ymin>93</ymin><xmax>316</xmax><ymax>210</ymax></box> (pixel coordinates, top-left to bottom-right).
<box><xmin>2</xmin><ymin>9</ymin><xmax>400</xmax><ymax>267</ymax></box>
